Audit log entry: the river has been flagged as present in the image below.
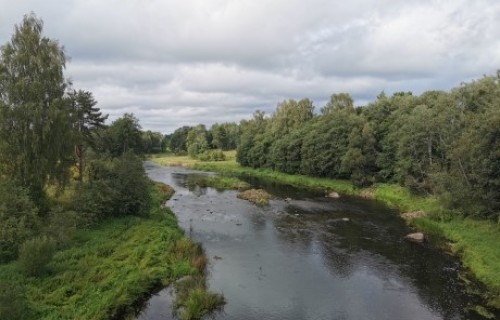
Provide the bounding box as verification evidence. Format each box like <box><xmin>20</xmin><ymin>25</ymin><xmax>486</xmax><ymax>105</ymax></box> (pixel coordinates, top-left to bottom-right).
<box><xmin>139</xmin><ymin>161</ymin><xmax>486</xmax><ymax>320</ymax></box>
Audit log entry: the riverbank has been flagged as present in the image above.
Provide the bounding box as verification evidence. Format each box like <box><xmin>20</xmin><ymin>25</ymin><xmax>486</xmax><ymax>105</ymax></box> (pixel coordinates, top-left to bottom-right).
<box><xmin>150</xmin><ymin>152</ymin><xmax>500</xmax><ymax>313</ymax></box>
<box><xmin>0</xmin><ymin>182</ymin><xmax>223</xmax><ymax>320</ymax></box>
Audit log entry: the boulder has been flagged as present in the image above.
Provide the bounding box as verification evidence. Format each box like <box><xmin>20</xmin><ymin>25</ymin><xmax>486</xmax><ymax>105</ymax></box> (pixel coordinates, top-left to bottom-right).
<box><xmin>405</xmin><ymin>232</ymin><xmax>425</xmax><ymax>243</ymax></box>
<box><xmin>327</xmin><ymin>191</ymin><xmax>340</xmax><ymax>198</ymax></box>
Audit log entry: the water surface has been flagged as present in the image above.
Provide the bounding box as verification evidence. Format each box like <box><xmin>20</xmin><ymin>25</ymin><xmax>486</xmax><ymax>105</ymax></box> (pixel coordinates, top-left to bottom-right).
<box><xmin>139</xmin><ymin>162</ymin><xmax>485</xmax><ymax>320</ymax></box>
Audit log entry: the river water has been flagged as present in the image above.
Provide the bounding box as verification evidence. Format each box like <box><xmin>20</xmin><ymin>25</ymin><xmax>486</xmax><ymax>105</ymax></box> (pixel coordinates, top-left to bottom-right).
<box><xmin>139</xmin><ymin>162</ymin><xmax>486</xmax><ymax>320</ymax></box>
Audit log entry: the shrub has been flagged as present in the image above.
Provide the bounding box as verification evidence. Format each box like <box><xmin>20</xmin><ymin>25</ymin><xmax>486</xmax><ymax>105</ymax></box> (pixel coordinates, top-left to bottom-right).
<box><xmin>0</xmin><ymin>280</ymin><xmax>29</xmax><ymax>319</ymax></box>
<box><xmin>18</xmin><ymin>236</ymin><xmax>56</xmax><ymax>277</ymax></box>
<box><xmin>75</xmin><ymin>152</ymin><xmax>152</xmax><ymax>219</ymax></box>
<box><xmin>0</xmin><ymin>179</ymin><xmax>39</xmax><ymax>262</ymax></box>
<box><xmin>44</xmin><ymin>209</ymin><xmax>85</xmax><ymax>247</ymax></box>
<box><xmin>197</xmin><ymin>150</ymin><xmax>226</xmax><ymax>161</ymax></box>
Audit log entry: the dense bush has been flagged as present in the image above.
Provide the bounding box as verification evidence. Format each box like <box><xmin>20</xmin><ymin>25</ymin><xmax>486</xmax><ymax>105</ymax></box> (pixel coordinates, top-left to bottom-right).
<box><xmin>197</xmin><ymin>149</ymin><xmax>226</xmax><ymax>161</ymax></box>
<box><xmin>0</xmin><ymin>279</ymin><xmax>29</xmax><ymax>319</ymax></box>
<box><xmin>18</xmin><ymin>236</ymin><xmax>56</xmax><ymax>276</ymax></box>
<box><xmin>0</xmin><ymin>179</ymin><xmax>39</xmax><ymax>262</ymax></box>
<box><xmin>76</xmin><ymin>152</ymin><xmax>151</xmax><ymax>219</ymax></box>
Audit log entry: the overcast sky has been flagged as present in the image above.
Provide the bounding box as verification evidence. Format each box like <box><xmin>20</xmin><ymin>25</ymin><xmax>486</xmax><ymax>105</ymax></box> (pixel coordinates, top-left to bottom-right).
<box><xmin>1</xmin><ymin>1</ymin><xmax>499</xmax><ymax>133</ymax></box>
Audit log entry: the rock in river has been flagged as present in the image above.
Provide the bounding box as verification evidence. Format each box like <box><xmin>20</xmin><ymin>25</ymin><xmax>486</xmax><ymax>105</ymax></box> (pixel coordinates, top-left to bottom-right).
<box><xmin>405</xmin><ymin>232</ymin><xmax>425</xmax><ymax>243</ymax></box>
<box><xmin>327</xmin><ymin>191</ymin><xmax>340</xmax><ymax>198</ymax></box>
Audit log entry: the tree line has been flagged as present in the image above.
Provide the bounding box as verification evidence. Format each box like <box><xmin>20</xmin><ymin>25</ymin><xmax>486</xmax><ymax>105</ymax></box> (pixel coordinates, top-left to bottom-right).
<box><xmin>163</xmin><ymin>77</ymin><xmax>500</xmax><ymax>222</ymax></box>
<box><xmin>235</xmin><ymin>78</ymin><xmax>500</xmax><ymax>221</ymax></box>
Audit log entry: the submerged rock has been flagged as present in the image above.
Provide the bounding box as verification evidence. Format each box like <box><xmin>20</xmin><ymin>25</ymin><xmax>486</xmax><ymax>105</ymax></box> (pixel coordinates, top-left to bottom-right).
<box><xmin>405</xmin><ymin>232</ymin><xmax>425</xmax><ymax>243</ymax></box>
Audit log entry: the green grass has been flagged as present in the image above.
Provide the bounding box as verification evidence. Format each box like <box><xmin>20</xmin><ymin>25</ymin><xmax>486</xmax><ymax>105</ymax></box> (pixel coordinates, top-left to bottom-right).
<box><xmin>152</xmin><ymin>152</ymin><xmax>500</xmax><ymax>308</ymax></box>
<box><xmin>174</xmin><ymin>275</ymin><xmax>225</xmax><ymax>320</ymax></box>
<box><xmin>237</xmin><ymin>189</ymin><xmax>271</xmax><ymax>205</ymax></box>
<box><xmin>0</xmin><ymin>182</ymin><xmax>223</xmax><ymax>320</ymax></box>
<box><xmin>187</xmin><ymin>175</ymin><xmax>250</xmax><ymax>191</ymax></box>
<box><xmin>414</xmin><ymin>217</ymin><xmax>500</xmax><ymax>308</ymax></box>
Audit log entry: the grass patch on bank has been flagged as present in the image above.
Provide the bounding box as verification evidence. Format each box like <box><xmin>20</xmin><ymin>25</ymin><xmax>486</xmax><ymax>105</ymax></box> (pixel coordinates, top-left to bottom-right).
<box><xmin>414</xmin><ymin>217</ymin><xmax>500</xmax><ymax>308</ymax></box>
<box><xmin>186</xmin><ymin>175</ymin><xmax>250</xmax><ymax>191</ymax></box>
<box><xmin>0</xmin><ymin>182</ymin><xmax>223</xmax><ymax>320</ymax></box>
<box><xmin>151</xmin><ymin>152</ymin><xmax>500</xmax><ymax>308</ymax></box>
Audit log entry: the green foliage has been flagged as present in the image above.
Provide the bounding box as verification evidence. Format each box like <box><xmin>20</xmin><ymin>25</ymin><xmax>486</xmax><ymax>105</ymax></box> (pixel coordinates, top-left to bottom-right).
<box><xmin>414</xmin><ymin>217</ymin><xmax>500</xmax><ymax>308</ymax></box>
<box><xmin>0</xmin><ymin>13</ymin><xmax>73</xmax><ymax>203</ymax></box>
<box><xmin>175</xmin><ymin>276</ymin><xmax>225</xmax><ymax>320</ymax></box>
<box><xmin>94</xmin><ymin>113</ymin><xmax>143</xmax><ymax>156</ymax></box>
<box><xmin>197</xmin><ymin>149</ymin><xmax>226</xmax><ymax>161</ymax></box>
<box><xmin>0</xmin><ymin>179</ymin><xmax>39</xmax><ymax>262</ymax></box>
<box><xmin>0</xmin><ymin>278</ymin><xmax>30</xmax><ymax>319</ymax></box>
<box><xmin>69</xmin><ymin>90</ymin><xmax>108</xmax><ymax>180</ymax></box>
<box><xmin>18</xmin><ymin>236</ymin><xmax>56</xmax><ymax>277</ymax></box>
<box><xmin>167</xmin><ymin>126</ymin><xmax>192</xmax><ymax>154</ymax></box>
<box><xmin>321</xmin><ymin>92</ymin><xmax>354</xmax><ymax>115</ymax></box>
<box><xmin>270</xmin><ymin>98</ymin><xmax>314</xmax><ymax>136</ymax></box>
<box><xmin>186</xmin><ymin>124</ymin><xmax>209</xmax><ymax>158</ymax></box>
<box><xmin>210</xmin><ymin>122</ymin><xmax>239</xmax><ymax>150</ymax></box>
<box><xmin>142</xmin><ymin>130</ymin><xmax>165</xmax><ymax>153</ymax></box>
<box><xmin>75</xmin><ymin>152</ymin><xmax>151</xmax><ymax>219</ymax></box>
<box><xmin>232</xmin><ymin>74</ymin><xmax>500</xmax><ymax>220</ymax></box>
<box><xmin>0</xmin><ymin>182</ymin><xmax>221</xmax><ymax>319</ymax></box>
<box><xmin>186</xmin><ymin>174</ymin><xmax>250</xmax><ymax>190</ymax></box>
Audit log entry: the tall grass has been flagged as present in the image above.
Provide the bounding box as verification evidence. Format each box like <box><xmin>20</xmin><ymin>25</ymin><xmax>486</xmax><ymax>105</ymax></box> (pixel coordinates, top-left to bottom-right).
<box><xmin>186</xmin><ymin>175</ymin><xmax>250</xmax><ymax>191</ymax></box>
<box><xmin>0</xmin><ymin>182</ymin><xmax>224</xmax><ymax>319</ymax></box>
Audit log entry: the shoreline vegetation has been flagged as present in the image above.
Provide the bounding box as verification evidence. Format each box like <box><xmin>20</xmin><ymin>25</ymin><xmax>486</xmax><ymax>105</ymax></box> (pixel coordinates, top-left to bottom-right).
<box><xmin>0</xmin><ymin>181</ymin><xmax>224</xmax><ymax>320</ymax></box>
<box><xmin>150</xmin><ymin>151</ymin><xmax>500</xmax><ymax>313</ymax></box>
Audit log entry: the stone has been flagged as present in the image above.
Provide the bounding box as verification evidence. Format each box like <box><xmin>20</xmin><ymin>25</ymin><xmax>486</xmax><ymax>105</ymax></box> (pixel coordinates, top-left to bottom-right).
<box><xmin>405</xmin><ymin>232</ymin><xmax>425</xmax><ymax>243</ymax></box>
<box><xmin>327</xmin><ymin>191</ymin><xmax>340</xmax><ymax>198</ymax></box>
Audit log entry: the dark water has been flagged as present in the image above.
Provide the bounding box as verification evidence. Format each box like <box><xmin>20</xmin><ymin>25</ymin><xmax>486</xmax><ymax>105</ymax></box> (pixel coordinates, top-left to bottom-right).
<box><xmin>139</xmin><ymin>162</ymin><xmax>487</xmax><ymax>320</ymax></box>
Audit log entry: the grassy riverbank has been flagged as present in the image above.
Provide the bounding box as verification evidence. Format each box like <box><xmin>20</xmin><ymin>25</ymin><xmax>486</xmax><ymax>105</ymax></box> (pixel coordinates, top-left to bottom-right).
<box><xmin>150</xmin><ymin>152</ymin><xmax>500</xmax><ymax>311</ymax></box>
<box><xmin>0</xmin><ymin>182</ymin><xmax>223</xmax><ymax>320</ymax></box>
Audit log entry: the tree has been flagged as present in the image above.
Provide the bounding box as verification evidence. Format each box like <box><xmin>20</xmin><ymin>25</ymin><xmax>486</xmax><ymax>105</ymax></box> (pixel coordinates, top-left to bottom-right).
<box><xmin>186</xmin><ymin>124</ymin><xmax>209</xmax><ymax>158</ymax></box>
<box><xmin>69</xmin><ymin>90</ymin><xmax>108</xmax><ymax>181</ymax></box>
<box><xmin>341</xmin><ymin>121</ymin><xmax>378</xmax><ymax>187</ymax></box>
<box><xmin>0</xmin><ymin>14</ymin><xmax>73</xmax><ymax>203</ymax></box>
<box><xmin>141</xmin><ymin>130</ymin><xmax>164</xmax><ymax>153</ymax></box>
<box><xmin>107</xmin><ymin>113</ymin><xmax>143</xmax><ymax>156</ymax></box>
<box><xmin>0</xmin><ymin>179</ymin><xmax>39</xmax><ymax>262</ymax></box>
<box><xmin>321</xmin><ymin>93</ymin><xmax>354</xmax><ymax>115</ymax></box>
<box><xmin>237</xmin><ymin>111</ymin><xmax>269</xmax><ymax>166</ymax></box>
<box><xmin>270</xmin><ymin>98</ymin><xmax>314</xmax><ymax>136</ymax></box>
<box><xmin>168</xmin><ymin>126</ymin><xmax>192</xmax><ymax>154</ymax></box>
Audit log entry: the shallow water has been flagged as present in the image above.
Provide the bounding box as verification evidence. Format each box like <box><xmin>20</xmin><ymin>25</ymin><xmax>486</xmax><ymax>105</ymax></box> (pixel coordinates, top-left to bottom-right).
<box><xmin>138</xmin><ymin>162</ymin><xmax>487</xmax><ymax>320</ymax></box>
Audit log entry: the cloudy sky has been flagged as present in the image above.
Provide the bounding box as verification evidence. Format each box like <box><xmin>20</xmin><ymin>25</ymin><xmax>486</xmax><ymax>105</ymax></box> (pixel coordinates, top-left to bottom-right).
<box><xmin>1</xmin><ymin>1</ymin><xmax>499</xmax><ymax>133</ymax></box>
